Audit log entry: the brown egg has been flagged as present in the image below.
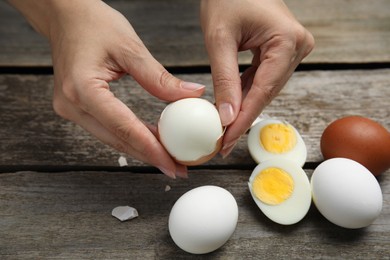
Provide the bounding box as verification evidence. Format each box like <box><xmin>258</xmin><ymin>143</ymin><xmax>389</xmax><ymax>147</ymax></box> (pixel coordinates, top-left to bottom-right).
<box><xmin>321</xmin><ymin>116</ymin><xmax>390</xmax><ymax>176</ymax></box>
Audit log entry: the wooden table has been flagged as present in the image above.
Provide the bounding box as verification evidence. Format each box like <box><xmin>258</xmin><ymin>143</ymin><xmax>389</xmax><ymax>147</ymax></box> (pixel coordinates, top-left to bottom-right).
<box><xmin>1</xmin><ymin>1</ymin><xmax>389</xmax><ymax>259</ymax></box>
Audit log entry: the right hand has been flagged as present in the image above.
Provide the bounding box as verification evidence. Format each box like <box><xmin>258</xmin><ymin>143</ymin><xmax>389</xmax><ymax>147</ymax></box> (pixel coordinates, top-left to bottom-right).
<box><xmin>200</xmin><ymin>0</ymin><xmax>314</xmax><ymax>157</ymax></box>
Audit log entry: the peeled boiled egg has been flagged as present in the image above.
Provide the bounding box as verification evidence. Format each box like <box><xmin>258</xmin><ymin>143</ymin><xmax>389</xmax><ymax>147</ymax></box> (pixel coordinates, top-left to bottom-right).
<box><xmin>248</xmin><ymin>158</ymin><xmax>311</xmax><ymax>225</ymax></box>
<box><xmin>321</xmin><ymin>115</ymin><xmax>390</xmax><ymax>176</ymax></box>
<box><xmin>168</xmin><ymin>186</ymin><xmax>238</xmax><ymax>254</ymax></box>
<box><xmin>248</xmin><ymin>118</ymin><xmax>307</xmax><ymax>167</ymax></box>
<box><xmin>158</xmin><ymin>98</ymin><xmax>223</xmax><ymax>165</ymax></box>
<box><xmin>311</xmin><ymin>158</ymin><xmax>383</xmax><ymax>229</ymax></box>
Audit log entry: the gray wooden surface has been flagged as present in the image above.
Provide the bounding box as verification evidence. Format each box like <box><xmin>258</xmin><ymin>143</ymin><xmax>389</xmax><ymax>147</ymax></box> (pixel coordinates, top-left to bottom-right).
<box><xmin>0</xmin><ymin>69</ymin><xmax>389</xmax><ymax>168</ymax></box>
<box><xmin>0</xmin><ymin>0</ymin><xmax>389</xmax><ymax>67</ymax></box>
<box><xmin>0</xmin><ymin>0</ymin><xmax>389</xmax><ymax>259</ymax></box>
<box><xmin>1</xmin><ymin>170</ymin><xmax>389</xmax><ymax>259</ymax></box>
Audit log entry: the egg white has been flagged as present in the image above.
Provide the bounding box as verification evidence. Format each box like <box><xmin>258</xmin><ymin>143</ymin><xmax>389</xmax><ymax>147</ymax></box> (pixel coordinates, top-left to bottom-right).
<box><xmin>247</xmin><ymin>118</ymin><xmax>307</xmax><ymax>167</ymax></box>
<box><xmin>311</xmin><ymin>158</ymin><xmax>383</xmax><ymax>229</ymax></box>
<box><xmin>248</xmin><ymin>159</ymin><xmax>312</xmax><ymax>225</ymax></box>
<box><xmin>158</xmin><ymin>98</ymin><xmax>223</xmax><ymax>164</ymax></box>
<box><xmin>169</xmin><ymin>186</ymin><xmax>238</xmax><ymax>254</ymax></box>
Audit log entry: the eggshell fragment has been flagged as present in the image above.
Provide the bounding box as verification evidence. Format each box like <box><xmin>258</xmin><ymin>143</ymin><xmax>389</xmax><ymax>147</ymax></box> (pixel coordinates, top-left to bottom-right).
<box><xmin>118</xmin><ymin>156</ymin><xmax>128</xmax><ymax>167</ymax></box>
<box><xmin>112</xmin><ymin>206</ymin><xmax>139</xmax><ymax>222</ymax></box>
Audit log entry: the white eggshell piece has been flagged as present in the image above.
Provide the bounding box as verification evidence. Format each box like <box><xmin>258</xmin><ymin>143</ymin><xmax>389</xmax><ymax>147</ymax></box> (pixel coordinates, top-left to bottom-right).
<box><xmin>311</xmin><ymin>158</ymin><xmax>383</xmax><ymax>229</ymax></box>
<box><xmin>118</xmin><ymin>156</ymin><xmax>128</xmax><ymax>167</ymax></box>
<box><xmin>158</xmin><ymin>98</ymin><xmax>223</xmax><ymax>162</ymax></box>
<box><xmin>112</xmin><ymin>206</ymin><xmax>139</xmax><ymax>222</ymax></box>
<box><xmin>247</xmin><ymin>118</ymin><xmax>307</xmax><ymax>167</ymax></box>
<box><xmin>169</xmin><ymin>186</ymin><xmax>238</xmax><ymax>254</ymax></box>
<box><xmin>248</xmin><ymin>159</ymin><xmax>312</xmax><ymax>225</ymax></box>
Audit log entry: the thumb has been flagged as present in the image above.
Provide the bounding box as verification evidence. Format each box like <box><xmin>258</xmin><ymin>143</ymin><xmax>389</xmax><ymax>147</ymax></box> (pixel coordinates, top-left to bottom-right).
<box><xmin>207</xmin><ymin>40</ymin><xmax>241</xmax><ymax>126</ymax></box>
<box><xmin>118</xmin><ymin>42</ymin><xmax>205</xmax><ymax>101</ymax></box>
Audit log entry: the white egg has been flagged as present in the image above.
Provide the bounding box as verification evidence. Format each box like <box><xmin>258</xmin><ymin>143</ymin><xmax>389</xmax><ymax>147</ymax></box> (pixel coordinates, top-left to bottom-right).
<box><xmin>168</xmin><ymin>186</ymin><xmax>238</xmax><ymax>254</ymax></box>
<box><xmin>158</xmin><ymin>98</ymin><xmax>223</xmax><ymax>165</ymax></box>
<box><xmin>247</xmin><ymin>118</ymin><xmax>307</xmax><ymax>167</ymax></box>
<box><xmin>248</xmin><ymin>159</ymin><xmax>311</xmax><ymax>225</ymax></box>
<box><xmin>311</xmin><ymin>158</ymin><xmax>383</xmax><ymax>229</ymax></box>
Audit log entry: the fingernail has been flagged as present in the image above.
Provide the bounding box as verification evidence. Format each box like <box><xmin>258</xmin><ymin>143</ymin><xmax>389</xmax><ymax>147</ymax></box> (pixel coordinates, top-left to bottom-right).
<box><xmin>175</xmin><ymin>164</ymin><xmax>189</xmax><ymax>179</ymax></box>
<box><xmin>220</xmin><ymin>140</ymin><xmax>238</xmax><ymax>159</ymax></box>
<box><xmin>181</xmin><ymin>81</ymin><xmax>205</xmax><ymax>91</ymax></box>
<box><xmin>158</xmin><ymin>166</ymin><xmax>176</xmax><ymax>179</ymax></box>
<box><xmin>219</xmin><ymin>103</ymin><xmax>235</xmax><ymax>126</ymax></box>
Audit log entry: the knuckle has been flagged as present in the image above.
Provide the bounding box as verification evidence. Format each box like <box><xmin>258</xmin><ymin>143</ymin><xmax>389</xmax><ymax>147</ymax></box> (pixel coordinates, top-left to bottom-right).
<box><xmin>128</xmin><ymin>38</ymin><xmax>147</xmax><ymax>58</ymax></box>
<box><xmin>52</xmin><ymin>96</ymin><xmax>69</xmax><ymax>120</ymax></box>
<box><xmin>61</xmin><ymin>80</ymin><xmax>80</xmax><ymax>105</ymax></box>
<box><xmin>119</xmin><ymin>39</ymin><xmax>148</xmax><ymax>71</ymax></box>
<box><xmin>114</xmin><ymin>123</ymin><xmax>135</xmax><ymax>143</ymax></box>
<box><xmin>273</xmin><ymin>25</ymin><xmax>306</xmax><ymax>52</ymax></box>
<box><xmin>52</xmin><ymin>83</ymin><xmax>76</xmax><ymax>121</ymax></box>
<box><xmin>292</xmin><ymin>25</ymin><xmax>307</xmax><ymax>45</ymax></box>
<box><xmin>158</xmin><ymin>70</ymin><xmax>177</xmax><ymax>89</ymax></box>
<box><xmin>113</xmin><ymin>120</ymin><xmax>143</xmax><ymax>146</ymax></box>
<box><xmin>304</xmin><ymin>31</ymin><xmax>315</xmax><ymax>55</ymax></box>
<box><xmin>213</xmin><ymin>70</ymin><xmax>240</xmax><ymax>89</ymax></box>
<box><xmin>289</xmin><ymin>24</ymin><xmax>315</xmax><ymax>54</ymax></box>
<box><xmin>213</xmin><ymin>71</ymin><xmax>241</xmax><ymax>101</ymax></box>
<box><xmin>112</xmin><ymin>123</ymin><xmax>155</xmax><ymax>160</ymax></box>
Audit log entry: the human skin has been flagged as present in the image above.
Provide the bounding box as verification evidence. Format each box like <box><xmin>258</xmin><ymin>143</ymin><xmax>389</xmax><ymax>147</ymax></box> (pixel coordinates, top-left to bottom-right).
<box><xmin>200</xmin><ymin>0</ymin><xmax>314</xmax><ymax>157</ymax></box>
<box><xmin>8</xmin><ymin>0</ymin><xmax>314</xmax><ymax>178</ymax></box>
<box><xmin>8</xmin><ymin>0</ymin><xmax>207</xmax><ymax>179</ymax></box>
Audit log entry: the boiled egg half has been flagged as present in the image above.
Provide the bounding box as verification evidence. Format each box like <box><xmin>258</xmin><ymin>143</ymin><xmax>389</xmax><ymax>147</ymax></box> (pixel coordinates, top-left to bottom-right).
<box><xmin>248</xmin><ymin>118</ymin><xmax>307</xmax><ymax>167</ymax></box>
<box><xmin>248</xmin><ymin>158</ymin><xmax>311</xmax><ymax>225</ymax></box>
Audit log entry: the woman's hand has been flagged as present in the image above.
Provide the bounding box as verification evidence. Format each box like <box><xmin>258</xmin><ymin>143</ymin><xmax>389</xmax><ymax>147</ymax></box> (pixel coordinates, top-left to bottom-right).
<box><xmin>200</xmin><ymin>0</ymin><xmax>314</xmax><ymax>157</ymax></box>
<box><xmin>9</xmin><ymin>0</ymin><xmax>205</xmax><ymax>178</ymax></box>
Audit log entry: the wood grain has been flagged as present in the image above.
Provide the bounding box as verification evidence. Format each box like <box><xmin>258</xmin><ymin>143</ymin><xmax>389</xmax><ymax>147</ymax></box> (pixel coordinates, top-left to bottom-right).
<box><xmin>0</xmin><ymin>170</ymin><xmax>389</xmax><ymax>259</ymax></box>
<box><xmin>1</xmin><ymin>69</ymin><xmax>389</xmax><ymax>169</ymax></box>
<box><xmin>0</xmin><ymin>1</ymin><xmax>389</xmax><ymax>258</ymax></box>
<box><xmin>1</xmin><ymin>0</ymin><xmax>389</xmax><ymax>67</ymax></box>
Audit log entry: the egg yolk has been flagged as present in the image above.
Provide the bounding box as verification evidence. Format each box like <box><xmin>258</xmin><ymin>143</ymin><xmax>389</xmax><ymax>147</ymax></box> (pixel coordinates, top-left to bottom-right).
<box><xmin>252</xmin><ymin>167</ymin><xmax>294</xmax><ymax>205</ymax></box>
<box><xmin>260</xmin><ymin>123</ymin><xmax>297</xmax><ymax>153</ymax></box>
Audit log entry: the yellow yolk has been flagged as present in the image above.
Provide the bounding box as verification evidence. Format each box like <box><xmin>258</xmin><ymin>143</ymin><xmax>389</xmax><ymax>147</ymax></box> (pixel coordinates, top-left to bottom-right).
<box><xmin>252</xmin><ymin>167</ymin><xmax>294</xmax><ymax>205</ymax></box>
<box><xmin>260</xmin><ymin>123</ymin><xmax>297</xmax><ymax>153</ymax></box>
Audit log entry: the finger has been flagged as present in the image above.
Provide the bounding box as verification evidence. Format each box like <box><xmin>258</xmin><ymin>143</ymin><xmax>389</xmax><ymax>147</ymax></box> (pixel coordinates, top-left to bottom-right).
<box><xmin>222</xmin><ymin>30</ymin><xmax>314</xmax><ymax>156</ymax></box>
<box><xmin>114</xmin><ymin>38</ymin><xmax>205</xmax><ymax>101</ymax></box>
<box><xmin>219</xmin><ymin>64</ymin><xmax>258</xmax><ymax>159</ymax></box>
<box><xmin>205</xmin><ymin>37</ymin><xmax>241</xmax><ymax>126</ymax></box>
<box><xmin>240</xmin><ymin>65</ymin><xmax>257</xmax><ymax>100</ymax></box>
<box><xmin>64</xmin><ymin>79</ymin><xmax>184</xmax><ymax>179</ymax></box>
<box><xmin>221</xmin><ymin>45</ymin><xmax>302</xmax><ymax>157</ymax></box>
<box><xmin>175</xmin><ymin>163</ymin><xmax>189</xmax><ymax>179</ymax></box>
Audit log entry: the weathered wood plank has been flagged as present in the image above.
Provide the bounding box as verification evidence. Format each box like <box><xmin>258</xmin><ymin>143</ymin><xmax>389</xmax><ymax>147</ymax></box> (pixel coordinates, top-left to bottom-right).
<box><xmin>0</xmin><ymin>69</ymin><xmax>389</xmax><ymax>168</ymax></box>
<box><xmin>0</xmin><ymin>170</ymin><xmax>389</xmax><ymax>258</ymax></box>
<box><xmin>0</xmin><ymin>0</ymin><xmax>389</xmax><ymax>67</ymax></box>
